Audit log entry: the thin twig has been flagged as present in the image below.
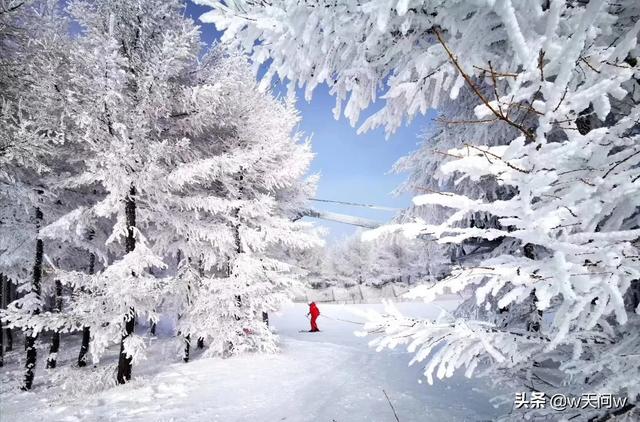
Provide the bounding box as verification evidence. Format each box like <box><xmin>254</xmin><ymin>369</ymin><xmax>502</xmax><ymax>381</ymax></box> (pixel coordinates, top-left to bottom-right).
<box><xmin>437</xmin><ymin>116</ymin><xmax>498</xmax><ymax>125</ymax></box>
<box><xmin>538</xmin><ymin>50</ymin><xmax>546</xmax><ymax>82</ymax></box>
<box><xmin>473</xmin><ymin>65</ymin><xmax>518</xmax><ymax>78</ymax></box>
<box><xmin>507</xmin><ymin>103</ymin><xmax>544</xmax><ymax>116</ymax></box>
<box><xmin>0</xmin><ymin>2</ymin><xmax>23</xmax><ymax>14</ymax></box>
<box><xmin>552</xmin><ymin>86</ymin><xmax>569</xmax><ymax>112</ymax></box>
<box><xmin>488</xmin><ymin>61</ymin><xmax>502</xmax><ymax>114</ymax></box>
<box><xmin>580</xmin><ymin>56</ymin><xmax>601</xmax><ymax>74</ymax></box>
<box><xmin>464</xmin><ymin>144</ymin><xmax>530</xmax><ymax>173</ymax></box>
<box><xmin>601</xmin><ymin>60</ymin><xmax>633</xmax><ymax>69</ymax></box>
<box><xmin>433</xmin><ymin>149</ymin><xmax>464</xmax><ymax>159</ymax></box>
<box><xmin>603</xmin><ymin>149</ymin><xmax>640</xmax><ymax>178</ymax></box>
<box><xmin>383</xmin><ymin>390</ymin><xmax>401</xmax><ymax>422</ymax></box>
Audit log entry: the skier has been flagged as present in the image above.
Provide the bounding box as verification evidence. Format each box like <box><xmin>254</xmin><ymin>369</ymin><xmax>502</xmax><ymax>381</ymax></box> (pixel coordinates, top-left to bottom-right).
<box><xmin>307</xmin><ymin>302</ymin><xmax>320</xmax><ymax>332</ymax></box>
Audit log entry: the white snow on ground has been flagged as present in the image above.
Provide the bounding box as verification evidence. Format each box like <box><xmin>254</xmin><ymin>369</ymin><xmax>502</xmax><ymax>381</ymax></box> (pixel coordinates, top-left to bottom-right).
<box><xmin>1</xmin><ymin>302</ymin><xmax>507</xmax><ymax>421</ymax></box>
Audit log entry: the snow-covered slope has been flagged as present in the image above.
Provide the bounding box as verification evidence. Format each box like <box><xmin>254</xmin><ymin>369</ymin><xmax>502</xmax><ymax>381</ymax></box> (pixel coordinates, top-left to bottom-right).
<box><xmin>0</xmin><ymin>302</ymin><xmax>506</xmax><ymax>421</ymax></box>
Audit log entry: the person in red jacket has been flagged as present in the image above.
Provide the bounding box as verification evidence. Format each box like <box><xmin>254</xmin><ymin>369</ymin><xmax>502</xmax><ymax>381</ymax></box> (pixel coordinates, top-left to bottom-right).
<box><xmin>307</xmin><ymin>302</ymin><xmax>320</xmax><ymax>332</ymax></box>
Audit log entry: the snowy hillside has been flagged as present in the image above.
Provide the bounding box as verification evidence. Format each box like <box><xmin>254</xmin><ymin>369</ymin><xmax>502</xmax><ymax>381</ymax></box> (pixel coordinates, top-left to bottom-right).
<box><xmin>1</xmin><ymin>302</ymin><xmax>505</xmax><ymax>422</ymax></box>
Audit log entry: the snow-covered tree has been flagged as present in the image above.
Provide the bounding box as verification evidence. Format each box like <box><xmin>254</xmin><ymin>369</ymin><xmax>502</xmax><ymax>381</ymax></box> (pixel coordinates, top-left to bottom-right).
<box><xmin>369</xmin><ymin>232</ymin><xmax>435</xmax><ymax>285</ymax></box>
<box><xmin>162</xmin><ymin>51</ymin><xmax>321</xmax><ymax>358</ymax></box>
<box><xmin>392</xmin><ymin>85</ymin><xmax>525</xmax><ymax>269</ymax></box>
<box><xmin>2</xmin><ymin>0</ymin><xmax>322</xmax><ymax>389</ymax></box>
<box><xmin>364</xmin><ymin>4</ymin><xmax>640</xmax><ymax>420</ymax></box>
<box><xmin>331</xmin><ymin>234</ymin><xmax>374</xmax><ymax>287</ymax></box>
<box><xmin>311</xmin><ymin>231</ymin><xmax>436</xmax><ymax>288</ymax></box>
<box><xmin>202</xmin><ymin>1</ymin><xmax>640</xmax><ymax>419</ymax></box>
<box><xmin>197</xmin><ymin>0</ymin><xmax>541</xmax><ymax>135</ymax></box>
<box><xmin>16</xmin><ymin>0</ymin><xmax>204</xmax><ymax>384</ymax></box>
<box><xmin>295</xmin><ymin>243</ymin><xmax>335</xmax><ymax>289</ymax></box>
<box><xmin>0</xmin><ymin>0</ymin><xmax>74</xmax><ymax>390</ymax></box>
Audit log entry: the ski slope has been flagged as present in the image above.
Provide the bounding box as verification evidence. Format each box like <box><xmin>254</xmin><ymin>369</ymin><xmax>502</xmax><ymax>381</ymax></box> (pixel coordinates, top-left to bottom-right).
<box><xmin>0</xmin><ymin>302</ymin><xmax>507</xmax><ymax>421</ymax></box>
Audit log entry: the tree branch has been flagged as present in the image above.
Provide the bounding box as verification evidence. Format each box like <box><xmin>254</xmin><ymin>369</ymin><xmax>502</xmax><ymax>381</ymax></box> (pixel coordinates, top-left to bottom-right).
<box><xmin>434</xmin><ymin>28</ymin><xmax>534</xmax><ymax>140</ymax></box>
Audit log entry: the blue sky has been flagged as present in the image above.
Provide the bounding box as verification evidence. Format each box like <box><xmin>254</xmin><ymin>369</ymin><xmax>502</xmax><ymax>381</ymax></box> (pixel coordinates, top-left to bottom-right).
<box><xmin>186</xmin><ymin>2</ymin><xmax>436</xmax><ymax>242</ymax></box>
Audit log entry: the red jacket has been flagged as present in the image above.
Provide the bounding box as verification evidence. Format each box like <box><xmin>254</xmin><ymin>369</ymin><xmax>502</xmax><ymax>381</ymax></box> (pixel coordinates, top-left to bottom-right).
<box><xmin>309</xmin><ymin>302</ymin><xmax>320</xmax><ymax>318</ymax></box>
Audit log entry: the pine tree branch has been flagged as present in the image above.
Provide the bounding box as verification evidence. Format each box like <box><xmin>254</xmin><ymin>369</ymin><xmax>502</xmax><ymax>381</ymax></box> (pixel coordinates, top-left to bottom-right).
<box><xmin>603</xmin><ymin>148</ymin><xmax>640</xmax><ymax>178</ymax></box>
<box><xmin>434</xmin><ymin>28</ymin><xmax>535</xmax><ymax>140</ymax></box>
<box><xmin>0</xmin><ymin>2</ymin><xmax>23</xmax><ymax>15</ymax></box>
<box><xmin>464</xmin><ymin>144</ymin><xmax>530</xmax><ymax>174</ymax></box>
<box><xmin>437</xmin><ymin>116</ymin><xmax>498</xmax><ymax>125</ymax></box>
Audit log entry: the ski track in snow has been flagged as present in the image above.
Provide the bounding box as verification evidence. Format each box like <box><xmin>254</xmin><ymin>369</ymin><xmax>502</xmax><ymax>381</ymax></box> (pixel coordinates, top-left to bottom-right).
<box><xmin>1</xmin><ymin>302</ymin><xmax>507</xmax><ymax>421</ymax></box>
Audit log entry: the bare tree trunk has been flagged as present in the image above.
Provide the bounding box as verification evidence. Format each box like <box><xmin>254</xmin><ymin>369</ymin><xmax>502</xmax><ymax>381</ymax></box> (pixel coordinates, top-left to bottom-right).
<box><xmin>524</xmin><ymin>243</ymin><xmax>543</xmax><ymax>333</ymax></box>
<box><xmin>116</xmin><ymin>315</ymin><xmax>135</xmax><ymax>383</ymax></box>
<box><xmin>195</xmin><ymin>259</ymin><xmax>204</xmax><ymax>349</ymax></box>
<box><xmin>1</xmin><ymin>273</ymin><xmax>5</xmax><ymax>308</ymax></box>
<box><xmin>5</xmin><ymin>278</ymin><xmax>13</xmax><ymax>352</ymax></box>
<box><xmin>46</xmin><ymin>280</ymin><xmax>63</xmax><ymax>368</ymax></box>
<box><xmin>625</xmin><ymin>279</ymin><xmax>640</xmax><ymax>312</ymax></box>
<box><xmin>183</xmin><ymin>334</ymin><xmax>190</xmax><ymax>363</ymax></box>
<box><xmin>1</xmin><ymin>274</ymin><xmax>4</xmax><ymax>367</ymax></box>
<box><xmin>177</xmin><ymin>251</ymin><xmax>193</xmax><ymax>362</ymax></box>
<box><xmin>0</xmin><ymin>274</ymin><xmax>14</xmax><ymax>361</ymax></box>
<box><xmin>77</xmin><ymin>327</ymin><xmax>91</xmax><ymax>367</ymax></box>
<box><xmin>23</xmin><ymin>207</ymin><xmax>44</xmax><ymax>390</ymax></box>
<box><xmin>78</xmin><ymin>250</ymin><xmax>95</xmax><ymax>367</ymax></box>
<box><xmin>6</xmin><ymin>298</ymin><xmax>12</xmax><ymax>351</ymax></box>
<box><xmin>117</xmin><ymin>186</ymin><xmax>136</xmax><ymax>385</ymax></box>
<box><xmin>148</xmin><ymin>266</ymin><xmax>157</xmax><ymax>336</ymax></box>
<box><xmin>224</xmin><ymin>170</ymin><xmax>245</xmax><ymax>357</ymax></box>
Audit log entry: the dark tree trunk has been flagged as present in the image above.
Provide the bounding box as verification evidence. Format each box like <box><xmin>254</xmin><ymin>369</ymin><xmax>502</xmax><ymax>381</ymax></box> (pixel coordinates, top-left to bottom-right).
<box><xmin>262</xmin><ymin>311</ymin><xmax>269</xmax><ymax>327</ymax></box>
<box><xmin>183</xmin><ymin>334</ymin><xmax>190</xmax><ymax>363</ymax></box>
<box><xmin>6</xmin><ymin>325</ymin><xmax>12</xmax><ymax>351</ymax></box>
<box><xmin>148</xmin><ymin>265</ymin><xmax>158</xmax><ymax>335</ymax></box>
<box><xmin>626</xmin><ymin>279</ymin><xmax>640</xmax><ymax>312</ymax></box>
<box><xmin>78</xmin><ymin>250</ymin><xmax>95</xmax><ymax>367</ymax></box>
<box><xmin>23</xmin><ymin>207</ymin><xmax>44</xmax><ymax>391</ymax></box>
<box><xmin>1</xmin><ymin>273</ymin><xmax>4</xmax><ymax>308</ymax></box>
<box><xmin>527</xmin><ymin>292</ymin><xmax>543</xmax><ymax>332</ymax></box>
<box><xmin>0</xmin><ymin>273</ymin><xmax>6</xmax><ymax>367</ymax></box>
<box><xmin>523</xmin><ymin>243</ymin><xmax>543</xmax><ymax>333</ymax></box>
<box><xmin>224</xmin><ymin>171</ymin><xmax>245</xmax><ymax>357</ymax></box>
<box><xmin>46</xmin><ymin>280</ymin><xmax>63</xmax><ymax>368</ymax></box>
<box><xmin>222</xmin><ymin>253</ymin><xmax>241</xmax><ymax>356</ymax></box>
<box><xmin>178</xmin><ymin>250</ymin><xmax>194</xmax><ymax>361</ymax></box>
<box><xmin>77</xmin><ymin>327</ymin><xmax>91</xmax><ymax>367</ymax></box>
<box><xmin>117</xmin><ymin>186</ymin><xmax>136</xmax><ymax>385</ymax></box>
<box><xmin>4</xmin><ymin>278</ymin><xmax>13</xmax><ymax>352</ymax></box>
<box><xmin>193</xmin><ymin>260</ymin><xmax>204</xmax><ymax>349</ymax></box>
<box><xmin>5</xmin><ymin>280</ymin><xmax>13</xmax><ymax>352</ymax></box>
<box><xmin>116</xmin><ymin>315</ymin><xmax>135</xmax><ymax>384</ymax></box>
<box><xmin>0</xmin><ymin>274</ymin><xmax>3</xmax><ymax>367</ymax></box>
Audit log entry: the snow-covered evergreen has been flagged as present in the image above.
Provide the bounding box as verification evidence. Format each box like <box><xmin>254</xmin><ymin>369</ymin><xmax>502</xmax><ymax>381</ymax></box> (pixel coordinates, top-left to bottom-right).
<box><xmin>203</xmin><ymin>1</ymin><xmax>640</xmax><ymax>419</ymax></box>
<box><xmin>161</xmin><ymin>52</ymin><xmax>321</xmax><ymax>359</ymax></box>
<box><xmin>0</xmin><ymin>0</ymin><xmax>76</xmax><ymax>389</ymax></box>
<box><xmin>308</xmin><ymin>231</ymin><xmax>438</xmax><ymax>289</ymax></box>
<box><xmin>1</xmin><ymin>0</ymin><xmax>319</xmax><ymax>390</ymax></box>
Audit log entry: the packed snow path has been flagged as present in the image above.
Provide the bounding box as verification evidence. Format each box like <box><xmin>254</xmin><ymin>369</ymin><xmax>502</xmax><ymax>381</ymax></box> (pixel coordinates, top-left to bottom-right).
<box><xmin>1</xmin><ymin>303</ymin><xmax>506</xmax><ymax>421</ymax></box>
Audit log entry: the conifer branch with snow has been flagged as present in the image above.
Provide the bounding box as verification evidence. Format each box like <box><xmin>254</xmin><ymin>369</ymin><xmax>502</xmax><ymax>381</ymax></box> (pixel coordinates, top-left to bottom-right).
<box><xmin>203</xmin><ymin>0</ymin><xmax>640</xmax><ymax>418</ymax></box>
